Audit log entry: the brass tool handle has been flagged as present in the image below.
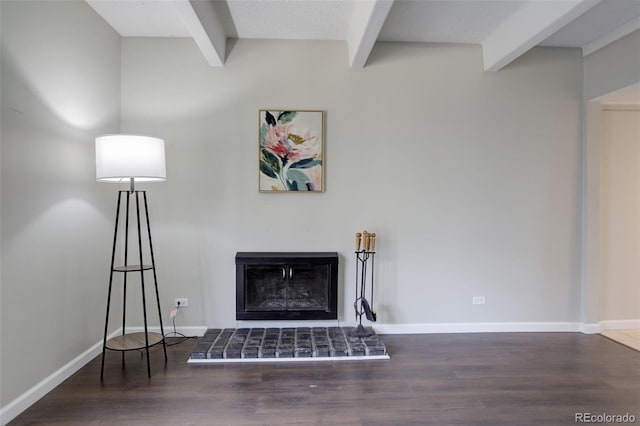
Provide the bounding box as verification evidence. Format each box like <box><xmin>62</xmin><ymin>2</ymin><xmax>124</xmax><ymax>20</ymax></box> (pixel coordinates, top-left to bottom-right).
<box><xmin>370</xmin><ymin>233</ymin><xmax>376</xmax><ymax>252</ymax></box>
<box><xmin>355</xmin><ymin>232</ymin><xmax>362</xmax><ymax>251</ymax></box>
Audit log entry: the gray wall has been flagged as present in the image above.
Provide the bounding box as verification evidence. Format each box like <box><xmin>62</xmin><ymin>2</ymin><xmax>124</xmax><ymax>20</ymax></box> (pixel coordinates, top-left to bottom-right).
<box><xmin>1</xmin><ymin>1</ymin><xmax>120</xmax><ymax>408</ymax></box>
<box><xmin>121</xmin><ymin>38</ymin><xmax>584</xmax><ymax>328</ymax></box>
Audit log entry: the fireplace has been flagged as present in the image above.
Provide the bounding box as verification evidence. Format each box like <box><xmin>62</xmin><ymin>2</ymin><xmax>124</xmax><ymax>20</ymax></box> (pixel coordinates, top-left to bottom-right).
<box><xmin>236</xmin><ymin>252</ymin><xmax>338</xmax><ymax>320</ymax></box>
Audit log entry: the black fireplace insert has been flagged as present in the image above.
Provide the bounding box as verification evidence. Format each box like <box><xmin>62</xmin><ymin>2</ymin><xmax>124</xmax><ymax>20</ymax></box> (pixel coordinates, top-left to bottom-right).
<box><xmin>236</xmin><ymin>252</ymin><xmax>338</xmax><ymax>320</ymax></box>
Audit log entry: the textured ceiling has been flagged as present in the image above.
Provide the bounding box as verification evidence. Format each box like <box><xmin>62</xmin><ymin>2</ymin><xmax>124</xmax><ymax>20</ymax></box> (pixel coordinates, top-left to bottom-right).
<box><xmin>86</xmin><ymin>0</ymin><xmax>640</xmax><ymax>70</ymax></box>
<box><xmin>222</xmin><ymin>0</ymin><xmax>355</xmax><ymax>40</ymax></box>
<box><xmin>378</xmin><ymin>0</ymin><xmax>524</xmax><ymax>44</ymax></box>
<box><xmin>87</xmin><ymin>0</ymin><xmax>192</xmax><ymax>37</ymax></box>
<box><xmin>540</xmin><ymin>0</ymin><xmax>640</xmax><ymax>46</ymax></box>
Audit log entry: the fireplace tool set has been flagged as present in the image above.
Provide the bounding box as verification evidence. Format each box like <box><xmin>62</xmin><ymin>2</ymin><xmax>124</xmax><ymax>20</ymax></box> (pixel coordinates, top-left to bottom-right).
<box><xmin>353</xmin><ymin>231</ymin><xmax>377</xmax><ymax>337</ymax></box>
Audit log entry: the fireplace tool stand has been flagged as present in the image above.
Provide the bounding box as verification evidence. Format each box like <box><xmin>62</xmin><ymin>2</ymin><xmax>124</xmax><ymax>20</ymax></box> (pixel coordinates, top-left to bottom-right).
<box><xmin>353</xmin><ymin>231</ymin><xmax>377</xmax><ymax>338</ymax></box>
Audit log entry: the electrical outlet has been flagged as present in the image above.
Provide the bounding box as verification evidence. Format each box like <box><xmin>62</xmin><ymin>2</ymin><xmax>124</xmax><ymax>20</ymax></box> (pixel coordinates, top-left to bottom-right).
<box><xmin>175</xmin><ymin>298</ymin><xmax>189</xmax><ymax>307</ymax></box>
<box><xmin>472</xmin><ymin>296</ymin><xmax>485</xmax><ymax>305</ymax></box>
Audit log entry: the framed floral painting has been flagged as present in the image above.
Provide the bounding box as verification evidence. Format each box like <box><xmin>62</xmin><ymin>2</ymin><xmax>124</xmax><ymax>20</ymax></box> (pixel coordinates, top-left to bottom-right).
<box><xmin>259</xmin><ymin>109</ymin><xmax>324</xmax><ymax>192</ymax></box>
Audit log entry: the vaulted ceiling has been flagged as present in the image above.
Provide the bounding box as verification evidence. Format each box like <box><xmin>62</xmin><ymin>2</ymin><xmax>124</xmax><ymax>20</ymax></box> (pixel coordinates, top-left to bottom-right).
<box><xmin>87</xmin><ymin>0</ymin><xmax>640</xmax><ymax>71</ymax></box>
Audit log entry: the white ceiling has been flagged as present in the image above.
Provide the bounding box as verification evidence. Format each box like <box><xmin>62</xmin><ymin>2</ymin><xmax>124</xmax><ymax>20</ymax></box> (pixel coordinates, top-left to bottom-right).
<box><xmin>378</xmin><ymin>1</ymin><xmax>524</xmax><ymax>43</ymax></box>
<box><xmin>86</xmin><ymin>0</ymin><xmax>640</xmax><ymax>70</ymax></box>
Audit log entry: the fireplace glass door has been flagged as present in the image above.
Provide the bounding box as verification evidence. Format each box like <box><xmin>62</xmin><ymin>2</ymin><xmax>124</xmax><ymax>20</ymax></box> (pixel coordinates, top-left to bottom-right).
<box><xmin>236</xmin><ymin>252</ymin><xmax>338</xmax><ymax>320</ymax></box>
<box><xmin>245</xmin><ymin>265</ymin><xmax>330</xmax><ymax>312</ymax></box>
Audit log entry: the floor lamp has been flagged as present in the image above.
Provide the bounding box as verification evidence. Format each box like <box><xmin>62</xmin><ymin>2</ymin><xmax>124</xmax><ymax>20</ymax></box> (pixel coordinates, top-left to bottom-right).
<box><xmin>96</xmin><ymin>134</ymin><xmax>168</xmax><ymax>379</ymax></box>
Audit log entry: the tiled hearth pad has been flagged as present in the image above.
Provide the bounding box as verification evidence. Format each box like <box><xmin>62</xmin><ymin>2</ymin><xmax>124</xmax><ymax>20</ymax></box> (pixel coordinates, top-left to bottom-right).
<box><xmin>188</xmin><ymin>327</ymin><xmax>389</xmax><ymax>364</ymax></box>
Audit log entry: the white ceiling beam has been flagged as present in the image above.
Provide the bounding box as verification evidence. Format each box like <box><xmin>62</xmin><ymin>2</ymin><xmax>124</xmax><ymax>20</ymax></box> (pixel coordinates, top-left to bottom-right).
<box><xmin>346</xmin><ymin>0</ymin><xmax>394</xmax><ymax>68</ymax></box>
<box><xmin>583</xmin><ymin>15</ymin><xmax>640</xmax><ymax>57</ymax></box>
<box><xmin>172</xmin><ymin>0</ymin><xmax>226</xmax><ymax>67</ymax></box>
<box><xmin>482</xmin><ymin>0</ymin><xmax>601</xmax><ymax>72</ymax></box>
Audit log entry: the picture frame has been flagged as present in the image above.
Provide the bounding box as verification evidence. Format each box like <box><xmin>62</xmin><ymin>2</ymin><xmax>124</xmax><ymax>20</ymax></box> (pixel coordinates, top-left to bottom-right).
<box><xmin>258</xmin><ymin>109</ymin><xmax>324</xmax><ymax>192</ymax></box>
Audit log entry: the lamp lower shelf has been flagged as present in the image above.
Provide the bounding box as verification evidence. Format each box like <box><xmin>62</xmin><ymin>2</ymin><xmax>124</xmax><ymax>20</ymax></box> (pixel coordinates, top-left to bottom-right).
<box><xmin>113</xmin><ymin>265</ymin><xmax>153</xmax><ymax>272</ymax></box>
<box><xmin>105</xmin><ymin>332</ymin><xmax>165</xmax><ymax>351</ymax></box>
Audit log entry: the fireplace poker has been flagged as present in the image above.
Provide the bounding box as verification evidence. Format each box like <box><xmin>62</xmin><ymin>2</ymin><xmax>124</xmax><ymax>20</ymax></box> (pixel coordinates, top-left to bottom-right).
<box><xmin>370</xmin><ymin>233</ymin><xmax>376</xmax><ymax>316</ymax></box>
<box><xmin>353</xmin><ymin>230</ymin><xmax>378</xmax><ymax>337</ymax></box>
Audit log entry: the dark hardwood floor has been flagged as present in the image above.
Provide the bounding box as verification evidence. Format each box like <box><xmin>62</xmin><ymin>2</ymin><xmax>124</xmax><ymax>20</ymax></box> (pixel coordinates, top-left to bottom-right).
<box><xmin>9</xmin><ymin>333</ymin><xmax>640</xmax><ymax>425</ymax></box>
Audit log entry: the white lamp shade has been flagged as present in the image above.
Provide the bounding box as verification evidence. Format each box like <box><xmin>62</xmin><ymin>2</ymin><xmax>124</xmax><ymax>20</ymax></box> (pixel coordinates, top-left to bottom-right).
<box><xmin>96</xmin><ymin>134</ymin><xmax>166</xmax><ymax>182</ymax></box>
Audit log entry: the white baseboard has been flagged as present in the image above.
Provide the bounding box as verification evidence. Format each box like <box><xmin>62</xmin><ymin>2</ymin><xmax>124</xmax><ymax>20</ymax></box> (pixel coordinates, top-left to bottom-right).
<box><xmin>0</xmin><ymin>329</ymin><xmax>122</xmax><ymax>426</ymax></box>
<box><xmin>130</xmin><ymin>322</ymin><xmax>611</xmax><ymax>335</ymax></box>
<box><xmin>191</xmin><ymin>321</ymin><xmax>598</xmax><ymax>335</ymax></box>
<box><xmin>125</xmin><ymin>325</ymin><xmax>208</xmax><ymax>337</ymax></box>
<box><xmin>581</xmin><ymin>323</ymin><xmax>602</xmax><ymax>334</ymax></box>
<box><xmin>372</xmin><ymin>322</ymin><xmax>585</xmax><ymax>334</ymax></box>
<box><xmin>600</xmin><ymin>319</ymin><xmax>640</xmax><ymax>330</ymax></box>
<box><xmin>0</xmin><ymin>325</ymin><xmax>207</xmax><ymax>425</ymax></box>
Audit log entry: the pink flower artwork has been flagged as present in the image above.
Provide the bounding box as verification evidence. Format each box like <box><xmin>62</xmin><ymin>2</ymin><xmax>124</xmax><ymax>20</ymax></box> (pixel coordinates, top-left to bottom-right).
<box><xmin>259</xmin><ymin>110</ymin><xmax>324</xmax><ymax>192</ymax></box>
